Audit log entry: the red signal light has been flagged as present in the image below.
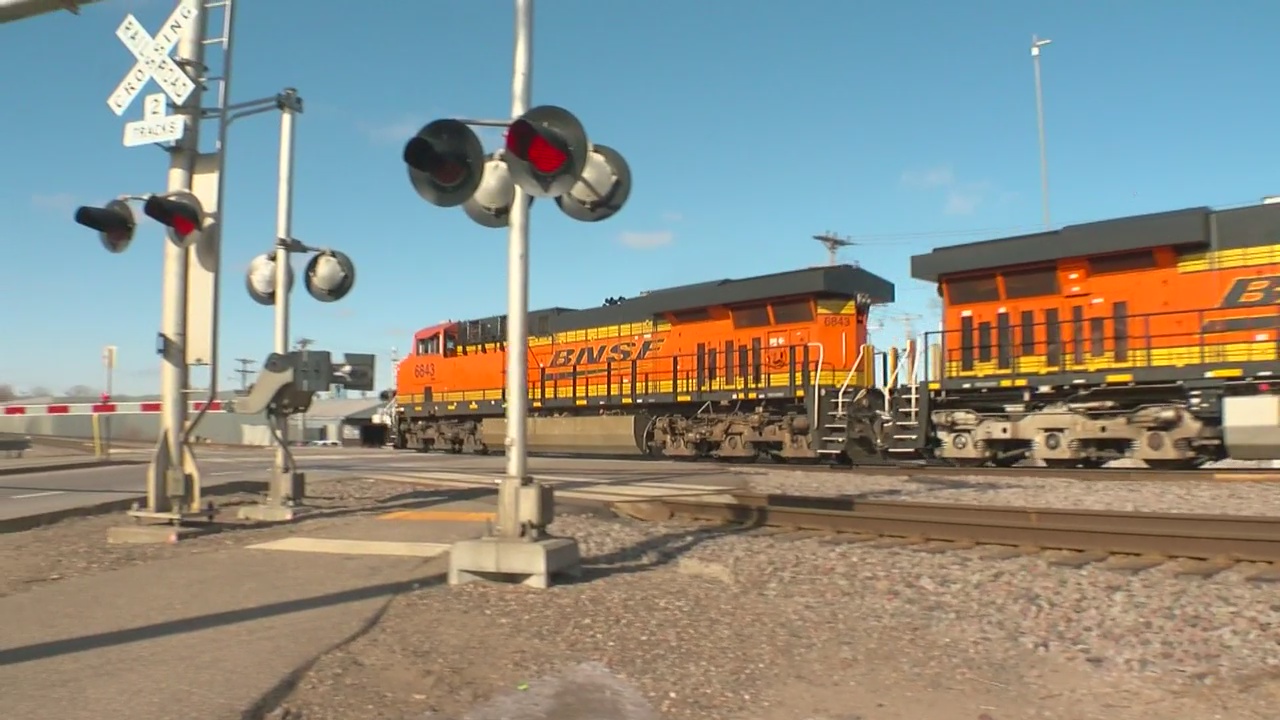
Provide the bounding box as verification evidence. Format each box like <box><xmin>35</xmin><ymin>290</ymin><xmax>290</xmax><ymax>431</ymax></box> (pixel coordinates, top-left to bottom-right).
<box><xmin>171</xmin><ymin>214</ymin><xmax>197</xmax><ymax>237</ymax></box>
<box><xmin>506</xmin><ymin>121</ymin><xmax>567</xmax><ymax>175</ymax></box>
<box><xmin>142</xmin><ymin>193</ymin><xmax>204</xmax><ymax>248</ymax></box>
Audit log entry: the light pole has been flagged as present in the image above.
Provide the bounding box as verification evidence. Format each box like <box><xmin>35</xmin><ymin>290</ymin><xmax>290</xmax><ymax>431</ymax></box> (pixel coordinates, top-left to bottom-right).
<box><xmin>1031</xmin><ymin>34</ymin><xmax>1052</xmax><ymax>230</ymax></box>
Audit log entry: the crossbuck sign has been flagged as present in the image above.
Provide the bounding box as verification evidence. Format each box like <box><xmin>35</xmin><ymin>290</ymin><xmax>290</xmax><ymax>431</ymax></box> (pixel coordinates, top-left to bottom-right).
<box><xmin>106</xmin><ymin>0</ymin><xmax>200</xmax><ymax>117</ymax></box>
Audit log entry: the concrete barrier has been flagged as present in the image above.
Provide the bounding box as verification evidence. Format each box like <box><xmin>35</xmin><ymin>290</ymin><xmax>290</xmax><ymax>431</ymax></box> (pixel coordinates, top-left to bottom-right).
<box><xmin>0</xmin><ymin>413</ymin><xmax>273</xmax><ymax>446</ymax></box>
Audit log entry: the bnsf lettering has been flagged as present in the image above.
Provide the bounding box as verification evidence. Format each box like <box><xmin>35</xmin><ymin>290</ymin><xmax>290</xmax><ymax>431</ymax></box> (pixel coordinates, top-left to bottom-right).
<box><xmin>548</xmin><ymin>338</ymin><xmax>666</xmax><ymax>368</ymax></box>
<box><xmin>1220</xmin><ymin>275</ymin><xmax>1280</xmax><ymax>308</ymax></box>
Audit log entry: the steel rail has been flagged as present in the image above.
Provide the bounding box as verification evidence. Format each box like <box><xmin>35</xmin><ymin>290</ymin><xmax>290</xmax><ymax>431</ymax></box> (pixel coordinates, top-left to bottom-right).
<box><xmin>647</xmin><ymin>492</ymin><xmax>1280</xmax><ymax>563</ymax></box>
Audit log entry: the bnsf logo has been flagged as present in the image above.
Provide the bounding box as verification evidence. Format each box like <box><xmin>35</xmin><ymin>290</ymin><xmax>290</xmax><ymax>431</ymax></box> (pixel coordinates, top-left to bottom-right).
<box><xmin>1220</xmin><ymin>275</ymin><xmax>1280</xmax><ymax>308</ymax></box>
<box><xmin>548</xmin><ymin>338</ymin><xmax>666</xmax><ymax>368</ymax></box>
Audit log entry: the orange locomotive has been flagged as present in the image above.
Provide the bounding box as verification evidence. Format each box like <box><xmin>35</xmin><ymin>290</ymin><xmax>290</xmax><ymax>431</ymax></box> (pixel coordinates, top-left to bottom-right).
<box><xmin>908</xmin><ymin>200</ymin><xmax>1280</xmax><ymax>468</ymax></box>
<box><xmin>393</xmin><ymin>264</ymin><xmax>895</xmax><ymax>460</ymax></box>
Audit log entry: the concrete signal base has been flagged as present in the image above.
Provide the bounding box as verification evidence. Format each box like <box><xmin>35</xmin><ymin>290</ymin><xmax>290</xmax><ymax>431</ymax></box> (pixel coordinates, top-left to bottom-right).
<box><xmin>447</xmin><ymin>480</ymin><xmax>583</xmax><ymax>589</ymax></box>
<box><xmin>448</xmin><ymin>535</ymin><xmax>582</xmax><ymax>589</ymax></box>
<box><xmin>107</xmin><ymin>523</ymin><xmax>213</xmax><ymax>544</ymax></box>
<box><xmin>237</xmin><ymin>470</ymin><xmax>309</xmax><ymax>522</ymax></box>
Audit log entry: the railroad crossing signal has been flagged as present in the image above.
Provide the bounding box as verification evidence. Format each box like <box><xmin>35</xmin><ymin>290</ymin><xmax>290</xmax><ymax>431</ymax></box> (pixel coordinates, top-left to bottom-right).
<box><xmin>304</xmin><ymin>251</ymin><xmax>356</xmax><ymax>302</ymax></box>
<box><xmin>245</xmin><ymin>252</ymin><xmax>294</xmax><ymax>306</ymax></box>
<box><xmin>74</xmin><ymin>199</ymin><xmax>136</xmax><ymax>253</ymax></box>
<box><xmin>555</xmin><ymin>144</ymin><xmax>632</xmax><ymax>223</ymax></box>
<box><xmin>106</xmin><ymin>0</ymin><xmax>200</xmax><ymax>116</ymax></box>
<box><xmin>143</xmin><ymin>190</ymin><xmax>204</xmax><ymax>249</ymax></box>
<box><xmin>503</xmin><ymin>105</ymin><xmax>588</xmax><ymax>199</ymax></box>
<box><xmin>401</xmin><ymin>105</ymin><xmax>631</xmax><ymax>228</ymax></box>
<box><xmin>404</xmin><ymin>119</ymin><xmax>486</xmax><ymax>208</ymax></box>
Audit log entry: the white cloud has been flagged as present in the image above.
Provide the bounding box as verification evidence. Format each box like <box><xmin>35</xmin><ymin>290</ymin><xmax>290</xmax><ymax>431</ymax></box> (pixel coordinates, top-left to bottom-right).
<box><xmin>661</xmin><ymin>211</ymin><xmax>684</xmax><ymax>222</ymax></box>
<box><xmin>900</xmin><ymin>165</ymin><xmax>955</xmax><ymax>190</ymax></box>
<box><xmin>30</xmin><ymin>193</ymin><xmax>76</xmax><ymax>213</ymax></box>
<box><xmin>901</xmin><ymin>166</ymin><xmax>999</xmax><ymax>215</ymax></box>
<box><xmin>618</xmin><ymin>231</ymin><xmax>674</xmax><ymax>249</ymax></box>
<box><xmin>944</xmin><ymin>182</ymin><xmax>993</xmax><ymax>216</ymax></box>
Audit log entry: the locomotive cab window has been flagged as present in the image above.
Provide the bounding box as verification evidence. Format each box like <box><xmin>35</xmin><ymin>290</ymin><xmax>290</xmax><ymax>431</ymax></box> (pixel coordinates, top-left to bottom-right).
<box><xmin>443</xmin><ymin>334</ymin><xmax>458</xmax><ymax>358</ymax></box>
<box><xmin>416</xmin><ymin>334</ymin><xmax>441</xmax><ymax>356</ymax></box>
<box><xmin>946</xmin><ymin>274</ymin><xmax>1000</xmax><ymax>305</ymax></box>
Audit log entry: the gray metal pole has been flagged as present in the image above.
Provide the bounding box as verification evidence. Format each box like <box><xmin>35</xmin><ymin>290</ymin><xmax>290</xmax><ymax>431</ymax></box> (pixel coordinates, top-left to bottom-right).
<box><xmin>1032</xmin><ymin>35</ymin><xmax>1051</xmax><ymax>230</ymax></box>
<box><xmin>271</xmin><ymin>93</ymin><xmax>298</xmax><ymax>498</ymax></box>
<box><xmin>497</xmin><ymin>0</ymin><xmax>534</xmax><ymax>539</ymax></box>
<box><xmin>147</xmin><ymin>4</ymin><xmax>207</xmax><ymax>514</ymax></box>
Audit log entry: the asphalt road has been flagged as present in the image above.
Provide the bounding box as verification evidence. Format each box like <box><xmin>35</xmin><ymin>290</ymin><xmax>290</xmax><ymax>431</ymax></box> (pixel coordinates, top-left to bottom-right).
<box><xmin>0</xmin><ymin>447</ymin><xmax>747</xmax><ymax>522</ymax></box>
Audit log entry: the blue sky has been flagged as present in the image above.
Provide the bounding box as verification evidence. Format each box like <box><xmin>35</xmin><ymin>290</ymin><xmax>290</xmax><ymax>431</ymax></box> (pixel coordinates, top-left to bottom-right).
<box><xmin>4</xmin><ymin>0</ymin><xmax>1280</xmax><ymax>395</ymax></box>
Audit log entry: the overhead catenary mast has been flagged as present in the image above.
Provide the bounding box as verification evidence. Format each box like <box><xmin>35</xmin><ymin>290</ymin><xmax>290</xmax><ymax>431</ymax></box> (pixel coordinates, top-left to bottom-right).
<box><xmin>814</xmin><ymin>232</ymin><xmax>857</xmax><ymax>267</ymax></box>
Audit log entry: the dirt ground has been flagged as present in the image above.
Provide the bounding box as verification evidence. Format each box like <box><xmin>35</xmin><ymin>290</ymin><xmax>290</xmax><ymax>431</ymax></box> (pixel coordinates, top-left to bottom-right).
<box><xmin>270</xmin><ymin>513</ymin><xmax>1280</xmax><ymax>720</ymax></box>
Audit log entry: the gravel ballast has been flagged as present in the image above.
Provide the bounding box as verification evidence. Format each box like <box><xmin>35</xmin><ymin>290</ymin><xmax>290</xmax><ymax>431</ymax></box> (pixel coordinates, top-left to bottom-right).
<box><xmin>743</xmin><ymin>468</ymin><xmax>1280</xmax><ymax>515</ymax></box>
<box><xmin>4</xmin><ymin>476</ymin><xmax>1278</xmax><ymax>718</ymax></box>
<box><xmin>276</xmin><ymin>512</ymin><xmax>1280</xmax><ymax>720</ymax></box>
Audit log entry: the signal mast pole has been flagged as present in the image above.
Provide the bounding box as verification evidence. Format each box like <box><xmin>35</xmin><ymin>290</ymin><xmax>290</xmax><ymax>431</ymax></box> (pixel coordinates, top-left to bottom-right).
<box><xmin>498</xmin><ymin>0</ymin><xmax>534</xmax><ymax>537</ymax></box>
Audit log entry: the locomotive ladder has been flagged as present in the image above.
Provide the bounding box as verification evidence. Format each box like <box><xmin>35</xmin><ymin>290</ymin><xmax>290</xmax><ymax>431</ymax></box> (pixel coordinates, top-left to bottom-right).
<box><xmin>885</xmin><ymin>340</ymin><xmax>923</xmax><ymax>455</ymax></box>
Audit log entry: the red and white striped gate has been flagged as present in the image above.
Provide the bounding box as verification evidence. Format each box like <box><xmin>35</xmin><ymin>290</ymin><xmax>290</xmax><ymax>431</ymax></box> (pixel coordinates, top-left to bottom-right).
<box><xmin>1</xmin><ymin>400</ymin><xmax>228</xmax><ymax>416</ymax></box>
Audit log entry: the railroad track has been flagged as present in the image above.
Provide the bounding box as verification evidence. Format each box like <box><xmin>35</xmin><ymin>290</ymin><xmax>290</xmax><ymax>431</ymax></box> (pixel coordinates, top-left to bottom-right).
<box><xmin>613</xmin><ymin>491</ymin><xmax>1280</xmax><ymax>582</ymax></box>
<box><xmin>755</xmin><ymin>461</ymin><xmax>1280</xmax><ymax>483</ymax></box>
<box><xmin>26</xmin><ymin>435</ymin><xmax>1280</xmax><ymax>481</ymax></box>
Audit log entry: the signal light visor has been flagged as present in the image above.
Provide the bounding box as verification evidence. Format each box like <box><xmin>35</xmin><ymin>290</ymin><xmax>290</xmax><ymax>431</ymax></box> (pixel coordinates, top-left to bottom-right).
<box><xmin>506</xmin><ymin>120</ymin><xmax>568</xmax><ymax>175</ymax></box>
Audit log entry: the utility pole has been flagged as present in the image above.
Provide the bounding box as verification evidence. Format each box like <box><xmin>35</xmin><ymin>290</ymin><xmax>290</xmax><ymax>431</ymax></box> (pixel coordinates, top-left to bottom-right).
<box><xmin>814</xmin><ymin>232</ymin><xmax>856</xmax><ymax>267</ymax></box>
<box><xmin>1032</xmin><ymin>34</ymin><xmax>1053</xmax><ymax>230</ymax></box>
<box><xmin>233</xmin><ymin>357</ymin><xmax>256</xmax><ymax>391</ymax></box>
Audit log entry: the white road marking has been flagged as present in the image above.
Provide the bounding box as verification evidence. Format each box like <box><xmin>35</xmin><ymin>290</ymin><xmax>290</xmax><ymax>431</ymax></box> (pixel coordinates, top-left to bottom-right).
<box><xmin>208</xmin><ymin>470</ymin><xmax>240</xmax><ymax>476</ymax></box>
<box><xmin>11</xmin><ymin>491</ymin><xmax>66</xmax><ymax>499</ymax></box>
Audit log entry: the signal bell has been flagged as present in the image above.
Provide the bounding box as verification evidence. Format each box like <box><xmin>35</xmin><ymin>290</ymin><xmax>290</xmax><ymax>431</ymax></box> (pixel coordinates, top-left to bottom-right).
<box><xmin>74</xmin><ymin>199</ymin><xmax>136</xmax><ymax>253</ymax></box>
<box><xmin>462</xmin><ymin>154</ymin><xmax>529</xmax><ymax>228</ymax></box>
<box><xmin>245</xmin><ymin>252</ymin><xmax>294</xmax><ymax>306</ymax></box>
<box><xmin>404</xmin><ymin>119</ymin><xmax>486</xmax><ymax>208</ymax></box>
<box><xmin>304</xmin><ymin>250</ymin><xmax>356</xmax><ymax>302</ymax></box>
<box><xmin>556</xmin><ymin>144</ymin><xmax>633</xmax><ymax>222</ymax></box>
<box><xmin>143</xmin><ymin>191</ymin><xmax>205</xmax><ymax>249</ymax></box>
<box><xmin>503</xmin><ymin>105</ymin><xmax>589</xmax><ymax>199</ymax></box>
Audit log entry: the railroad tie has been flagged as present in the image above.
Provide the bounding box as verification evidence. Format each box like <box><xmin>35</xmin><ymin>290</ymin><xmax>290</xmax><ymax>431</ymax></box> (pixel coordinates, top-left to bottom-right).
<box><xmin>863</xmin><ymin>535</ymin><xmax>927</xmax><ymax>549</ymax></box>
<box><xmin>1245</xmin><ymin>564</ymin><xmax>1280</xmax><ymax>583</ymax></box>
<box><xmin>912</xmin><ymin>539</ymin><xmax>977</xmax><ymax>554</ymax></box>
<box><xmin>1096</xmin><ymin>555</ymin><xmax>1169</xmax><ymax>574</ymax></box>
<box><xmin>1171</xmin><ymin>557</ymin><xmax>1238</xmax><ymax>579</ymax></box>
<box><xmin>979</xmin><ymin>545</ymin><xmax>1042</xmax><ymax>560</ymax></box>
<box><xmin>1044</xmin><ymin>550</ymin><xmax>1111</xmax><ymax>568</ymax></box>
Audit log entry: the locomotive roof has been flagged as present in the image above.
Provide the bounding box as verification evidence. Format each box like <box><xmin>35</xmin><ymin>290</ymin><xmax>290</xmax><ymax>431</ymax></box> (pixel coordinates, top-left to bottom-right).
<box><xmin>458</xmin><ymin>263</ymin><xmax>895</xmax><ymax>339</ymax></box>
<box><xmin>909</xmin><ymin>201</ymin><xmax>1280</xmax><ymax>282</ymax></box>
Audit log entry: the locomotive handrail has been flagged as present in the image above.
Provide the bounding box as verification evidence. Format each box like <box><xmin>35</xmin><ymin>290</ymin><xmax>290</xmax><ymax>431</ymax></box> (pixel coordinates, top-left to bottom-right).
<box><xmin>925</xmin><ymin>302</ymin><xmax>1280</xmax><ymax>380</ymax></box>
